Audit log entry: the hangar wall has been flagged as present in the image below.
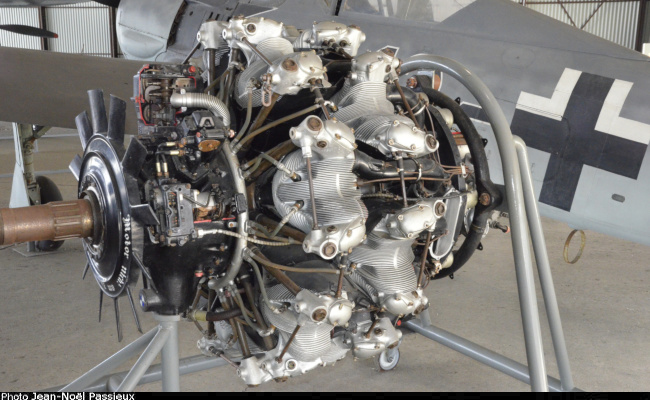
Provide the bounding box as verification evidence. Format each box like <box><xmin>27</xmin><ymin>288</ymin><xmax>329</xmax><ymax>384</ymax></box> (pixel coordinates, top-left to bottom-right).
<box><xmin>0</xmin><ymin>1</ymin><xmax>647</xmax><ymax>55</ymax></box>
<box><xmin>515</xmin><ymin>0</ymin><xmax>648</xmax><ymax>51</ymax></box>
<box><xmin>0</xmin><ymin>1</ymin><xmax>117</xmax><ymax>57</ymax></box>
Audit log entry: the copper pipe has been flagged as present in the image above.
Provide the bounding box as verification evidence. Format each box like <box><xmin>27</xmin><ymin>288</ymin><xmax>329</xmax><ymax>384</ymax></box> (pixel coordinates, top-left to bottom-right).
<box><xmin>364</xmin><ymin>318</ymin><xmax>380</xmax><ymax>339</ymax></box>
<box><xmin>256</xmin><ymin>215</ymin><xmax>306</xmax><ymax>242</ymax></box>
<box><xmin>207</xmin><ymin>290</ymin><xmax>216</xmax><ymax>336</ymax></box>
<box><xmin>248</xmin><ymin>92</ymin><xmax>279</xmax><ymax>134</ymax></box>
<box><xmin>393</xmin><ymin>79</ymin><xmax>421</xmax><ymax>129</ymax></box>
<box><xmin>305</xmin><ymin>158</ymin><xmax>319</xmax><ymax>229</ymax></box>
<box><xmin>335</xmin><ymin>254</ymin><xmax>348</xmax><ymax>298</ymax></box>
<box><xmin>245</xmin><ymin>140</ymin><xmax>297</xmax><ymax>182</ymax></box>
<box><xmin>241</xmin><ymin>37</ymin><xmax>273</xmax><ymax>66</ymax></box>
<box><xmin>224</xmin><ymin>296</ymin><xmax>251</xmax><ymax>358</ymax></box>
<box><xmin>417</xmin><ymin>231</ymin><xmax>433</xmax><ymax>288</ymax></box>
<box><xmin>335</xmin><ymin>267</ymin><xmax>345</xmax><ymax>298</ymax></box>
<box><xmin>310</xmin><ymin>82</ymin><xmax>330</xmax><ymax>120</ymax></box>
<box><xmin>277</xmin><ymin>324</ymin><xmax>300</xmax><ymax>363</ymax></box>
<box><xmin>207</xmin><ymin>48</ymin><xmax>217</xmax><ymax>96</ymax></box>
<box><xmin>396</xmin><ymin>153</ymin><xmax>409</xmax><ymax>208</ymax></box>
<box><xmin>242</xmin><ymin>279</ymin><xmax>274</xmax><ymax>350</ymax></box>
<box><xmin>250</xmin><ymin>249</ymin><xmax>301</xmax><ymax>296</ymax></box>
<box><xmin>0</xmin><ymin>199</ymin><xmax>95</xmax><ymax>245</ymax></box>
<box><xmin>235</xmin><ymin>103</ymin><xmax>320</xmax><ymax>151</ymax></box>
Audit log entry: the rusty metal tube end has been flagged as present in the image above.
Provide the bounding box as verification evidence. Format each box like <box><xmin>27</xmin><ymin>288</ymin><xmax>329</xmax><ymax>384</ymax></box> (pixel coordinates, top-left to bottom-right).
<box><xmin>0</xmin><ymin>199</ymin><xmax>96</xmax><ymax>245</ymax></box>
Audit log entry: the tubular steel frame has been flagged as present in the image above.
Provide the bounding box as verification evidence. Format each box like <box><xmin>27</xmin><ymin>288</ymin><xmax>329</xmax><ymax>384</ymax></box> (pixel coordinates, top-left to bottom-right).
<box><xmin>399</xmin><ymin>54</ymin><xmax>577</xmax><ymax>392</ymax></box>
<box><xmin>48</xmin><ymin>56</ymin><xmax>578</xmax><ymax>392</ymax></box>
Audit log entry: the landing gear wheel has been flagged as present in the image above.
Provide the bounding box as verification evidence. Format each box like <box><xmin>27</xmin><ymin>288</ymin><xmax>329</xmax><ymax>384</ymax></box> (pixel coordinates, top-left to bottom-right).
<box><xmin>374</xmin><ymin>346</ymin><xmax>400</xmax><ymax>372</ymax></box>
<box><xmin>34</xmin><ymin>175</ymin><xmax>64</xmax><ymax>251</ymax></box>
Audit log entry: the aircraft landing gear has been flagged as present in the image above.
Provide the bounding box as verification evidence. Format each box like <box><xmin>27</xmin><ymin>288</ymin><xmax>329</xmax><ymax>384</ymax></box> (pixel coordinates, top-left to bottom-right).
<box><xmin>34</xmin><ymin>175</ymin><xmax>64</xmax><ymax>251</ymax></box>
<box><xmin>9</xmin><ymin>122</ymin><xmax>68</xmax><ymax>256</ymax></box>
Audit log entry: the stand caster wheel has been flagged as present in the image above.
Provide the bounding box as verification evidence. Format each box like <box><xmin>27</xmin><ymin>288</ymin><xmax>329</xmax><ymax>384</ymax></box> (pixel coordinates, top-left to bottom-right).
<box><xmin>374</xmin><ymin>346</ymin><xmax>400</xmax><ymax>372</ymax></box>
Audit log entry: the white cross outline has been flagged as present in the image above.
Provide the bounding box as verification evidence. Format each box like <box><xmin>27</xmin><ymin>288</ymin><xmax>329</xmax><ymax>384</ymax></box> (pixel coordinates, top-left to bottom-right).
<box><xmin>516</xmin><ymin>67</ymin><xmax>650</xmax><ymax>144</ymax></box>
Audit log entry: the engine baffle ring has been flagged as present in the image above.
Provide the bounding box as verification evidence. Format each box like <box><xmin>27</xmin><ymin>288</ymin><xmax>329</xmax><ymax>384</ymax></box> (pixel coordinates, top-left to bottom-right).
<box><xmin>78</xmin><ymin>135</ymin><xmax>139</xmax><ymax>298</ymax></box>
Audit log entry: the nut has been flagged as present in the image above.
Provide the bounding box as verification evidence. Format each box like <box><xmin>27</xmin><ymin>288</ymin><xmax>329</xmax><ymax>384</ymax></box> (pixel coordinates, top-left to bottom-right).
<box><xmin>479</xmin><ymin>192</ymin><xmax>491</xmax><ymax>206</ymax></box>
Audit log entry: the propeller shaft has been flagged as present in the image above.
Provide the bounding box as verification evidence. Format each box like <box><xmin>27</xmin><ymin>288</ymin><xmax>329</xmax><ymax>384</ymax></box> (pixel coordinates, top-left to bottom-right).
<box><xmin>0</xmin><ymin>199</ymin><xmax>95</xmax><ymax>245</ymax></box>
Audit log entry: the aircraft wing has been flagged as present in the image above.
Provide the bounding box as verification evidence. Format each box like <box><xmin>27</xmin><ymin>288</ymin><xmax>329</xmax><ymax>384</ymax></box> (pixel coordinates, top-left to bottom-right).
<box><xmin>0</xmin><ymin>46</ymin><xmax>145</xmax><ymax>132</ymax></box>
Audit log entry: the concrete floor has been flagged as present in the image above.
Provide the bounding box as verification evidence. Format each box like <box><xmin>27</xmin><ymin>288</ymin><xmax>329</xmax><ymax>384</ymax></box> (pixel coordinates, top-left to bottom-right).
<box><xmin>0</xmin><ymin>122</ymin><xmax>648</xmax><ymax>392</ymax></box>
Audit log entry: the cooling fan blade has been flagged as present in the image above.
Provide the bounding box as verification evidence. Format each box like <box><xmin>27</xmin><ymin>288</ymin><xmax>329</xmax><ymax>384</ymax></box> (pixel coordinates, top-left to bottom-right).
<box><xmin>72</xmin><ymin>90</ymin><xmax>158</xmax><ymax>341</ymax></box>
<box><xmin>75</xmin><ymin>111</ymin><xmax>93</xmax><ymax>149</ymax></box>
<box><xmin>69</xmin><ymin>154</ymin><xmax>82</xmax><ymax>181</ymax></box>
<box><xmin>107</xmin><ymin>95</ymin><xmax>126</xmax><ymax>144</ymax></box>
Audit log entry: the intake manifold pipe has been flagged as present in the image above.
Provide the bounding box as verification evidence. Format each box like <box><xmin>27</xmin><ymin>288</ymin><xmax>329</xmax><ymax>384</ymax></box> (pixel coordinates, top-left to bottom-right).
<box><xmin>0</xmin><ymin>199</ymin><xmax>96</xmax><ymax>245</ymax></box>
<box><xmin>170</xmin><ymin>92</ymin><xmax>231</xmax><ymax>127</ymax></box>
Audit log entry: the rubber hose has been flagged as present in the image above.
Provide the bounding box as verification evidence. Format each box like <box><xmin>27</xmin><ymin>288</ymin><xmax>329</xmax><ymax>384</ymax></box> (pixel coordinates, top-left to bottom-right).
<box><xmin>415</xmin><ymin>78</ymin><xmax>498</xmax><ymax>279</ymax></box>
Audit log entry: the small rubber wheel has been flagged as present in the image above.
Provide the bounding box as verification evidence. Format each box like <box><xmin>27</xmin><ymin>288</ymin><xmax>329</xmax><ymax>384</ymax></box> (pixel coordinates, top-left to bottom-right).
<box><xmin>34</xmin><ymin>175</ymin><xmax>64</xmax><ymax>251</ymax></box>
<box><xmin>374</xmin><ymin>347</ymin><xmax>400</xmax><ymax>372</ymax></box>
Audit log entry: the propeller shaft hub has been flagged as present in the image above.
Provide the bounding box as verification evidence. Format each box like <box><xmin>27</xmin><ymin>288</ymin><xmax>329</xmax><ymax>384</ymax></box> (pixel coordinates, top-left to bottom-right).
<box><xmin>0</xmin><ymin>199</ymin><xmax>95</xmax><ymax>245</ymax></box>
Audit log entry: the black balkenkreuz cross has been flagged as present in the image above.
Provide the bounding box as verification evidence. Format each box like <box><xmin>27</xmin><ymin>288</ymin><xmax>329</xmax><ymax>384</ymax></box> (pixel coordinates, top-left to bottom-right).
<box><xmin>462</xmin><ymin>70</ymin><xmax>648</xmax><ymax>212</ymax></box>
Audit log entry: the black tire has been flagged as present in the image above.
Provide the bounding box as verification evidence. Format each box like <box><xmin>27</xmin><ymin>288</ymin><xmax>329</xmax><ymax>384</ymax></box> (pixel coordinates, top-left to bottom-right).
<box><xmin>34</xmin><ymin>175</ymin><xmax>64</xmax><ymax>251</ymax></box>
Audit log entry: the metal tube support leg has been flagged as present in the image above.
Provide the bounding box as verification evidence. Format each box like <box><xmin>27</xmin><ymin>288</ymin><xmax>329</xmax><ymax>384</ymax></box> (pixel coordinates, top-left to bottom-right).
<box><xmin>60</xmin><ymin>327</ymin><xmax>158</xmax><ymax>392</ymax></box>
<box><xmin>159</xmin><ymin>314</ymin><xmax>181</xmax><ymax>392</ymax></box>
<box><xmin>117</xmin><ymin>326</ymin><xmax>171</xmax><ymax>391</ymax></box>
<box><xmin>47</xmin><ymin>355</ymin><xmax>232</xmax><ymax>392</ymax></box>
<box><xmin>401</xmin><ymin>55</ymin><xmax>549</xmax><ymax>391</ymax></box>
<box><xmin>514</xmin><ymin>136</ymin><xmax>575</xmax><ymax>390</ymax></box>
<box><xmin>404</xmin><ymin>320</ymin><xmax>574</xmax><ymax>392</ymax></box>
<box><xmin>419</xmin><ymin>308</ymin><xmax>433</xmax><ymax>328</ymax></box>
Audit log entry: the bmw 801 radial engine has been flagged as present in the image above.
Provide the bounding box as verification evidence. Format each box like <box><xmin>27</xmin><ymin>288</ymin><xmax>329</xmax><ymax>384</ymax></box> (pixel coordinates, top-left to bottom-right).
<box><xmin>0</xmin><ymin>16</ymin><xmax>500</xmax><ymax>385</ymax></box>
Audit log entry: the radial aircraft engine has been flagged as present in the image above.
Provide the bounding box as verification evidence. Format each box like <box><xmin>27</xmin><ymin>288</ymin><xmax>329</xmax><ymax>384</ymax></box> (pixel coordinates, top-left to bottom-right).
<box><xmin>0</xmin><ymin>17</ymin><xmax>500</xmax><ymax>385</ymax></box>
